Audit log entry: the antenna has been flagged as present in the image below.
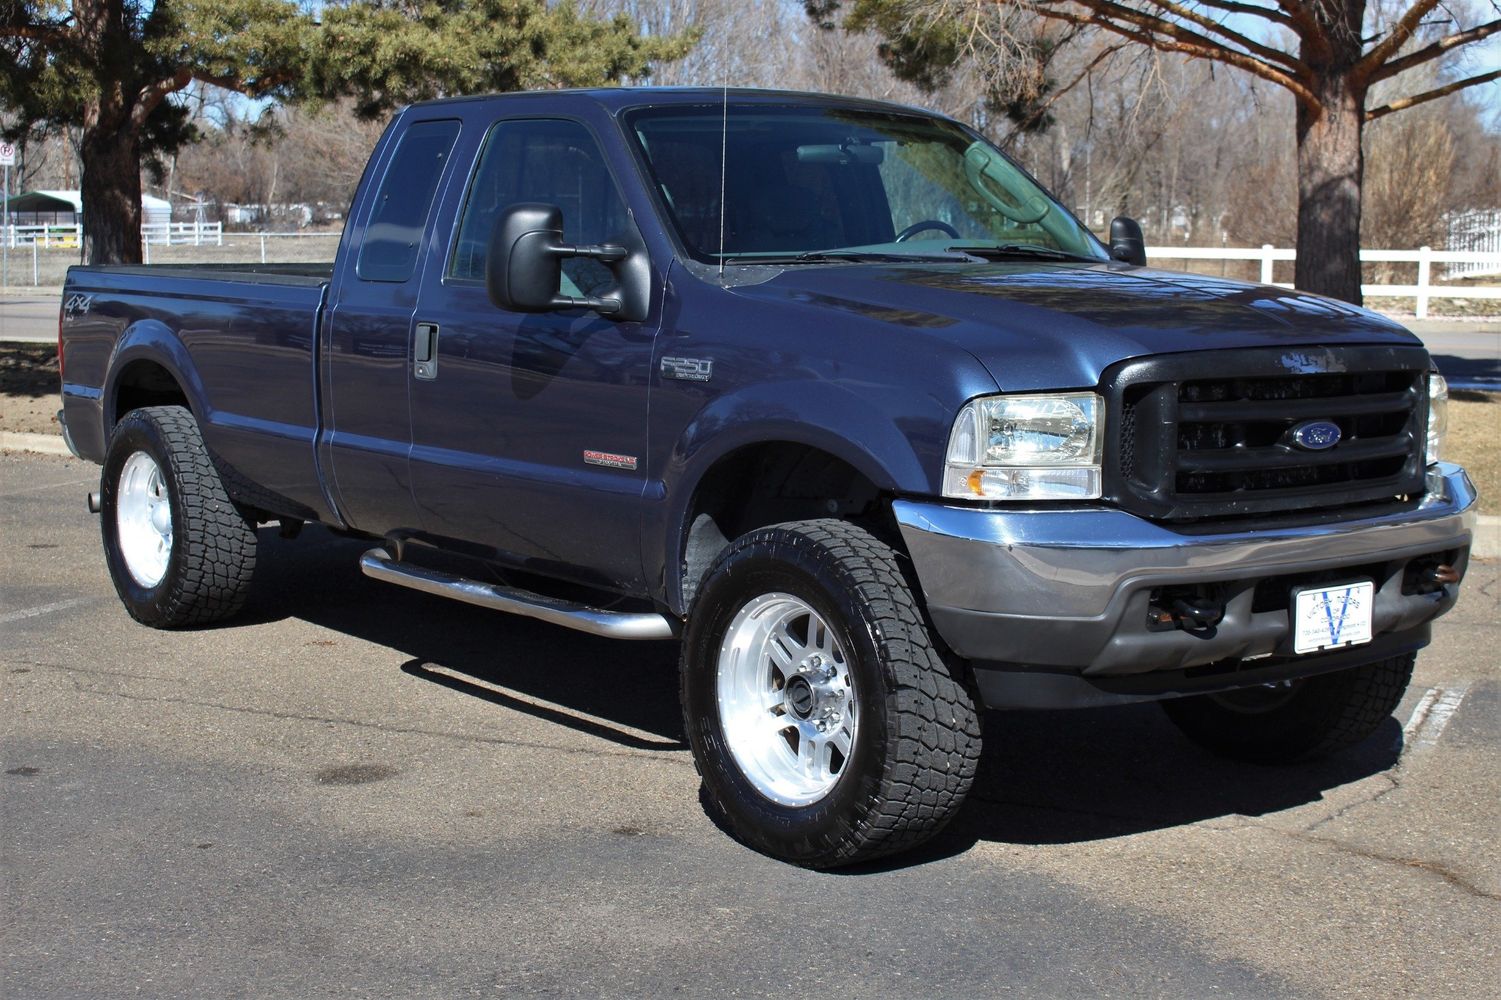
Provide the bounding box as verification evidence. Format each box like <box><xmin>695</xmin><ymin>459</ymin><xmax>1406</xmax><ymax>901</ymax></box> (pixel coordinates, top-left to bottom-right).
<box><xmin>717</xmin><ymin>81</ymin><xmax>728</xmax><ymax>282</ymax></box>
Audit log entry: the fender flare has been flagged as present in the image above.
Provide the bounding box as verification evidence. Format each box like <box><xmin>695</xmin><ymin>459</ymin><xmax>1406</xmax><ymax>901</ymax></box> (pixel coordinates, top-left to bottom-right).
<box><xmin>649</xmin><ymin>381</ymin><xmax>936</xmax><ymax>613</ymax></box>
<box><xmin>102</xmin><ymin>319</ymin><xmax>210</xmax><ymax>437</ymax></box>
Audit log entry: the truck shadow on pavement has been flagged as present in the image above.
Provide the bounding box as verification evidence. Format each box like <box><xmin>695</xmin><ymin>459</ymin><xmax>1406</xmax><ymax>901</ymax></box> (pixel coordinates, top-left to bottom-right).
<box><xmin>245</xmin><ymin>525</ymin><xmax>1404</xmax><ymax>864</ymax></box>
<box><xmin>240</xmin><ymin>525</ymin><xmax>688</xmax><ymax>752</ymax></box>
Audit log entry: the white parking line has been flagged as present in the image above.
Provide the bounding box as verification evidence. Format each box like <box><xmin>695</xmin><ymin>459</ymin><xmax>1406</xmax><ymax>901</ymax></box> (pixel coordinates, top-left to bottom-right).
<box><xmin>0</xmin><ymin>597</ymin><xmax>92</xmax><ymax>626</ymax></box>
<box><xmin>1403</xmin><ymin>684</ymin><xmax>1471</xmax><ymax>752</ymax></box>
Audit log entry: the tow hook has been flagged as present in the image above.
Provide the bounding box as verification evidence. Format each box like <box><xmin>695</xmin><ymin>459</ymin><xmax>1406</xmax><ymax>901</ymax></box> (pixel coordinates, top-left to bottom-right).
<box><xmin>1148</xmin><ymin>595</ymin><xmax>1225</xmax><ymax>632</ymax></box>
<box><xmin>86</xmin><ymin>491</ymin><xmax>101</xmax><ymax>514</ymax></box>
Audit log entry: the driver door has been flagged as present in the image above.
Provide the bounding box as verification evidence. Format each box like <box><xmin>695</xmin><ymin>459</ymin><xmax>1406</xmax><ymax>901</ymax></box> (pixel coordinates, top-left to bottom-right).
<box><xmin>406</xmin><ymin>117</ymin><xmax>661</xmax><ymax>592</ymax></box>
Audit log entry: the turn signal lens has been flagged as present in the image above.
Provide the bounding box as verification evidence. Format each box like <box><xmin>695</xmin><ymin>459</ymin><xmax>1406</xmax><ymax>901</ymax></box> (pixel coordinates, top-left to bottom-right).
<box><xmin>1426</xmin><ymin>373</ymin><xmax>1447</xmax><ymax>466</ymax></box>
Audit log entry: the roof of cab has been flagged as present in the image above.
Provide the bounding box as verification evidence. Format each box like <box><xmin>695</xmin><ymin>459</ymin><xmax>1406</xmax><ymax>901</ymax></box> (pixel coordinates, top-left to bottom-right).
<box><xmin>406</xmin><ymin>86</ymin><xmax>948</xmax><ymax>121</ymax></box>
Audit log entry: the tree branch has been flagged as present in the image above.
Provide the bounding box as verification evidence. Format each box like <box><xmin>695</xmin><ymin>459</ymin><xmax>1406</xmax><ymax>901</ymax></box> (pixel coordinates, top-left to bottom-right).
<box><xmin>131</xmin><ymin>69</ymin><xmax>194</xmax><ymax>129</ymax></box>
<box><xmin>1365</xmin><ymin>66</ymin><xmax>1501</xmax><ymax>119</ymax></box>
<box><xmin>0</xmin><ymin>21</ymin><xmax>72</xmax><ymax>46</ymax></box>
<box><xmin>1369</xmin><ymin>18</ymin><xmax>1501</xmax><ymax>81</ymax></box>
<box><xmin>191</xmin><ymin>69</ymin><xmax>297</xmax><ymax>99</ymax></box>
<box><xmin>1027</xmin><ymin>1</ymin><xmax>1318</xmax><ymax>105</ymax></box>
<box><xmin>1134</xmin><ymin>0</ymin><xmax>1301</xmax><ymax>66</ymax></box>
<box><xmin>1191</xmin><ymin>0</ymin><xmax>1295</xmax><ymax>30</ymax></box>
<box><xmin>1021</xmin><ymin>40</ymin><xmax>1128</xmax><ymax>125</ymax></box>
<box><xmin>1355</xmin><ymin>0</ymin><xmax>1443</xmax><ymax>79</ymax></box>
<box><xmin>1034</xmin><ymin>0</ymin><xmax>1306</xmax><ymax>71</ymax></box>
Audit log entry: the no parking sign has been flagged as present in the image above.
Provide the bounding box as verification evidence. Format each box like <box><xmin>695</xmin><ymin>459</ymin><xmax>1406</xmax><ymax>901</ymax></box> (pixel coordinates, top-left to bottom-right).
<box><xmin>0</xmin><ymin>142</ymin><xmax>14</xmax><ymax>166</ymax></box>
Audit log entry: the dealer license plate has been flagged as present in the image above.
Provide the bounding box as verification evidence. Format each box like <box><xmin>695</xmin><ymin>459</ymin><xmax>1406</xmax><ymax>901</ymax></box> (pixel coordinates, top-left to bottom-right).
<box><xmin>1292</xmin><ymin>581</ymin><xmax>1374</xmax><ymax>655</ymax></box>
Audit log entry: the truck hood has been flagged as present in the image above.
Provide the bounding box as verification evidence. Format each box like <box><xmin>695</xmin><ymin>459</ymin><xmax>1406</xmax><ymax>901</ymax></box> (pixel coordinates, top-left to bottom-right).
<box><xmin>730</xmin><ymin>260</ymin><xmax>1422</xmax><ymax>391</ymax></box>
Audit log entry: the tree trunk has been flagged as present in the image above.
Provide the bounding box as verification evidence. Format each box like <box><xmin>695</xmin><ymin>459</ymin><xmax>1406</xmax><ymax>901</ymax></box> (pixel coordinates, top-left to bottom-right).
<box><xmin>80</xmin><ymin>113</ymin><xmax>144</xmax><ymax>265</ymax></box>
<box><xmin>1293</xmin><ymin>72</ymin><xmax>1366</xmax><ymax>304</ymax></box>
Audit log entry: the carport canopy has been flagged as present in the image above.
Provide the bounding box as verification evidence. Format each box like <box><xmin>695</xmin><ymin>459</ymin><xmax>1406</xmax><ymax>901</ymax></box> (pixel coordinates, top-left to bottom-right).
<box><xmin>2</xmin><ymin>190</ymin><xmax>83</xmax><ymax>225</ymax></box>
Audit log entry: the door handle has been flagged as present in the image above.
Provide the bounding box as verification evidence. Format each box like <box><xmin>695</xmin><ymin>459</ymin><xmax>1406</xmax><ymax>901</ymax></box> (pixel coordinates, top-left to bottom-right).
<box><xmin>413</xmin><ymin>322</ymin><xmax>439</xmax><ymax>380</ymax></box>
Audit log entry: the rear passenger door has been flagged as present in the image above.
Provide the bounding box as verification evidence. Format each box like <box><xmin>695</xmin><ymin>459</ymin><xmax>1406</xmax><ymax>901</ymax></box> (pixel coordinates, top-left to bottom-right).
<box><xmin>324</xmin><ymin>118</ymin><xmax>462</xmax><ymax>536</ymax></box>
<box><xmin>407</xmin><ymin>117</ymin><xmax>661</xmax><ymax>592</ymax></box>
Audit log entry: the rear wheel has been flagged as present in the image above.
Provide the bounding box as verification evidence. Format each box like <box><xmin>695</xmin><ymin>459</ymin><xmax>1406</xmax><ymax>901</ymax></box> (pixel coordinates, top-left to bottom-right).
<box><xmin>681</xmin><ymin>519</ymin><xmax>980</xmax><ymax>867</ymax></box>
<box><xmin>1159</xmin><ymin>653</ymin><xmax>1416</xmax><ymax>763</ymax></box>
<box><xmin>101</xmin><ymin>405</ymin><xmax>258</xmax><ymax>627</ymax></box>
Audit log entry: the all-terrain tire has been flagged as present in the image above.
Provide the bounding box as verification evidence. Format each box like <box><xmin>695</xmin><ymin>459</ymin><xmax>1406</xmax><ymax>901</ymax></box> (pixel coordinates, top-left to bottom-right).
<box><xmin>1159</xmin><ymin>653</ymin><xmax>1416</xmax><ymax>763</ymax></box>
<box><xmin>680</xmin><ymin>519</ymin><xmax>981</xmax><ymax>868</ymax></box>
<box><xmin>100</xmin><ymin>405</ymin><xmax>258</xmax><ymax>627</ymax></box>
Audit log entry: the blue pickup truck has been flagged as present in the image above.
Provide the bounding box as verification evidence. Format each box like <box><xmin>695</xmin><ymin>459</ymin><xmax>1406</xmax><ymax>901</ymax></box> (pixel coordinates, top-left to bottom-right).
<box><xmin>58</xmin><ymin>88</ymin><xmax>1475</xmax><ymax>867</ymax></box>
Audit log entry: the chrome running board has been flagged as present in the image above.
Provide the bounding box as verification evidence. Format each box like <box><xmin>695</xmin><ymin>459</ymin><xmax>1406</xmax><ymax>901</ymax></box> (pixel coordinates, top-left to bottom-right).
<box><xmin>359</xmin><ymin>548</ymin><xmax>679</xmax><ymax>640</ymax></box>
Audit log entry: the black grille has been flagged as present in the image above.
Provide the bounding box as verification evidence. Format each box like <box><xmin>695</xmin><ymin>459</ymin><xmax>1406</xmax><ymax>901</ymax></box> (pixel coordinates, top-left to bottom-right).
<box><xmin>1102</xmin><ymin>346</ymin><xmax>1431</xmax><ymax>521</ymax></box>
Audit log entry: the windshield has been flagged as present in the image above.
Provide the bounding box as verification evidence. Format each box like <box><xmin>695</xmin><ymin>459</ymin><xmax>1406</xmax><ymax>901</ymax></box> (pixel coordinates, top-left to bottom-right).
<box><xmin>625</xmin><ymin>103</ymin><xmax>1107</xmax><ymax>264</ymax></box>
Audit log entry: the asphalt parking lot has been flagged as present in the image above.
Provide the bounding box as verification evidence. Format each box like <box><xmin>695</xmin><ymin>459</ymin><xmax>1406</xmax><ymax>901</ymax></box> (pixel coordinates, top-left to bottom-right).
<box><xmin>3</xmin><ymin>451</ymin><xmax>1497</xmax><ymax>999</ymax></box>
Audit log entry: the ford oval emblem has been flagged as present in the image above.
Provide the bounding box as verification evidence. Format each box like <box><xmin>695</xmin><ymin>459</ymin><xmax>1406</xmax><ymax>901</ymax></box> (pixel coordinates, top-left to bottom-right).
<box><xmin>1290</xmin><ymin>420</ymin><xmax>1342</xmax><ymax>451</ymax></box>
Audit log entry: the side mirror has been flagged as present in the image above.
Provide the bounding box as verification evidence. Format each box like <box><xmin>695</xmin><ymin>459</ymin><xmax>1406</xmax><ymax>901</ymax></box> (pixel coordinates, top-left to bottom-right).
<box><xmin>1108</xmin><ymin>216</ymin><xmax>1147</xmax><ymax>266</ymax></box>
<box><xmin>486</xmin><ymin>202</ymin><xmax>646</xmax><ymax>321</ymax></box>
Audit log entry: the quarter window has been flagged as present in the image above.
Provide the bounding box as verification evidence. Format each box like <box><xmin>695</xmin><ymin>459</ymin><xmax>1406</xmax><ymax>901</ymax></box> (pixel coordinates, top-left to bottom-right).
<box><xmin>357</xmin><ymin>119</ymin><xmax>462</xmax><ymax>283</ymax></box>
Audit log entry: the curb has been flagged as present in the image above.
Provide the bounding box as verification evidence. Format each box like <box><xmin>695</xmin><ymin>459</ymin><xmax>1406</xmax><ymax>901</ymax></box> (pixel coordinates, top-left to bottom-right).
<box><xmin>0</xmin><ymin>431</ymin><xmax>74</xmax><ymax>456</ymax></box>
<box><xmin>1476</xmin><ymin>515</ymin><xmax>1501</xmax><ymax>561</ymax></box>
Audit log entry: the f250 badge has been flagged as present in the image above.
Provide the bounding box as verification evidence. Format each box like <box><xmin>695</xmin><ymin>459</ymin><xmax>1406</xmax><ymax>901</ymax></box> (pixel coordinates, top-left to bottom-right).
<box><xmin>661</xmin><ymin>356</ymin><xmax>713</xmax><ymax>382</ymax></box>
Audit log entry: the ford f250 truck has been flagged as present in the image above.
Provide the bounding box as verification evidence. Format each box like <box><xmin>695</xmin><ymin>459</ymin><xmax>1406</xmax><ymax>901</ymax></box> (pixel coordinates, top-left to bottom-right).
<box><xmin>58</xmin><ymin>88</ymin><xmax>1476</xmax><ymax>867</ymax></box>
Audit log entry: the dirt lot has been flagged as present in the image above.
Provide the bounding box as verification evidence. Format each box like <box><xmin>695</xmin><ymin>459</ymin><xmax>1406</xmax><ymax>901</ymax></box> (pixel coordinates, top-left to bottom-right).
<box><xmin>0</xmin><ymin>342</ymin><xmax>59</xmax><ymax>436</ymax></box>
<box><xmin>4</xmin><ymin>340</ymin><xmax>1493</xmax><ymax>512</ymax></box>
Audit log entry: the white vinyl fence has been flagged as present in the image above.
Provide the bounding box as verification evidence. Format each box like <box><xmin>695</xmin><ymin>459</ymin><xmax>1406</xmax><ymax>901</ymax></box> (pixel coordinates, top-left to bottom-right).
<box><xmin>1</xmin><ymin>229</ymin><xmax>340</xmax><ymax>287</ymax></box>
<box><xmin>2</xmin><ymin>221</ymin><xmax>224</xmax><ymax>249</ymax></box>
<box><xmin>1447</xmin><ymin>210</ymin><xmax>1501</xmax><ymax>278</ymax></box>
<box><xmin>1146</xmin><ymin>245</ymin><xmax>1501</xmax><ymax>318</ymax></box>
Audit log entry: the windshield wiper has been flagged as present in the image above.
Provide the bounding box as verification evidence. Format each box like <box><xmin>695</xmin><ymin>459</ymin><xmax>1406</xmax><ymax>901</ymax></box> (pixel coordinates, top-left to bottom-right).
<box><xmin>787</xmin><ymin>249</ymin><xmax>974</xmax><ymax>264</ymax></box>
<box><xmin>947</xmin><ymin>244</ymin><xmax>1098</xmax><ymax>263</ymax></box>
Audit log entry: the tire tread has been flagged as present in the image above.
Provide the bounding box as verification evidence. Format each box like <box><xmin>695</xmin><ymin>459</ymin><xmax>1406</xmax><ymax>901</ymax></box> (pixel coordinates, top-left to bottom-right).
<box><xmin>683</xmin><ymin>518</ymin><xmax>981</xmax><ymax>866</ymax></box>
<box><xmin>106</xmin><ymin>405</ymin><xmax>257</xmax><ymax>627</ymax></box>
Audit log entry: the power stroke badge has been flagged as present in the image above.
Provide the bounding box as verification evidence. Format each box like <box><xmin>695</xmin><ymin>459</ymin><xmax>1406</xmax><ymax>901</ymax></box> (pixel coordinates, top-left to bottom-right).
<box><xmin>583</xmin><ymin>450</ymin><xmax>638</xmax><ymax>471</ymax></box>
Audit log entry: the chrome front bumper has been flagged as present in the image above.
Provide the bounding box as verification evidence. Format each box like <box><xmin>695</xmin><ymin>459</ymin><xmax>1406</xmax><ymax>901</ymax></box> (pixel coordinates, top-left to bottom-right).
<box><xmin>895</xmin><ymin>464</ymin><xmax>1476</xmax><ymax>684</ymax></box>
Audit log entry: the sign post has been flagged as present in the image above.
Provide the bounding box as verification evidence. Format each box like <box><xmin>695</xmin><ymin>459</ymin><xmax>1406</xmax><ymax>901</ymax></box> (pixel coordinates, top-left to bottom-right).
<box><xmin>0</xmin><ymin>141</ymin><xmax>14</xmax><ymax>295</ymax></box>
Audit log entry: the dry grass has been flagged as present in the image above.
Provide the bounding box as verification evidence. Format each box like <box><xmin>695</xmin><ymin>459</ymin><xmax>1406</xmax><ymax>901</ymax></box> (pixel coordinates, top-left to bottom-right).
<box><xmin>1446</xmin><ymin>395</ymin><xmax>1499</xmax><ymax>516</ymax></box>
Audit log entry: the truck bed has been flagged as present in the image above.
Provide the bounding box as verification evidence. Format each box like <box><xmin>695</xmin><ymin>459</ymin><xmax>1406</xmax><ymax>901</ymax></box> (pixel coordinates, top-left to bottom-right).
<box><xmin>60</xmin><ymin>263</ymin><xmax>334</xmax><ymax>523</ymax></box>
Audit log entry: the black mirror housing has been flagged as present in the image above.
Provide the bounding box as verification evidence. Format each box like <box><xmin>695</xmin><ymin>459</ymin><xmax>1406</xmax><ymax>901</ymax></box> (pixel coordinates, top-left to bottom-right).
<box><xmin>487</xmin><ymin>203</ymin><xmax>567</xmax><ymax>312</ymax></box>
<box><xmin>485</xmin><ymin>202</ymin><xmax>648</xmax><ymax>321</ymax></box>
<box><xmin>1109</xmin><ymin>216</ymin><xmax>1147</xmax><ymax>266</ymax></box>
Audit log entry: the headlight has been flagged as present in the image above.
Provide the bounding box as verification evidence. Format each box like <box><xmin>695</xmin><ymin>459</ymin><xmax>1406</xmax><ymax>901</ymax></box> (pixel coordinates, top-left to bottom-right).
<box><xmin>1426</xmin><ymin>372</ymin><xmax>1447</xmax><ymax>465</ymax></box>
<box><xmin>943</xmin><ymin>392</ymin><xmax>1104</xmax><ymax>500</ymax></box>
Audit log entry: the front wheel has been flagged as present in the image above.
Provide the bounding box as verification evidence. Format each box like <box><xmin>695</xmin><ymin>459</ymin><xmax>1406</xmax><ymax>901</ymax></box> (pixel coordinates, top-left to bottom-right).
<box><xmin>101</xmin><ymin>405</ymin><xmax>258</xmax><ymax>627</ymax></box>
<box><xmin>1159</xmin><ymin>653</ymin><xmax>1416</xmax><ymax>763</ymax></box>
<box><xmin>680</xmin><ymin>519</ymin><xmax>980</xmax><ymax>868</ymax></box>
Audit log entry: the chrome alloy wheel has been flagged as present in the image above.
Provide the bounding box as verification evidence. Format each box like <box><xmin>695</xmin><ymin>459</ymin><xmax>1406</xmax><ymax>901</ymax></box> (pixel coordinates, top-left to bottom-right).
<box><xmin>716</xmin><ymin>593</ymin><xmax>859</xmax><ymax>806</ymax></box>
<box><xmin>116</xmin><ymin>451</ymin><xmax>173</xmax><ymax>588</ymax></box>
